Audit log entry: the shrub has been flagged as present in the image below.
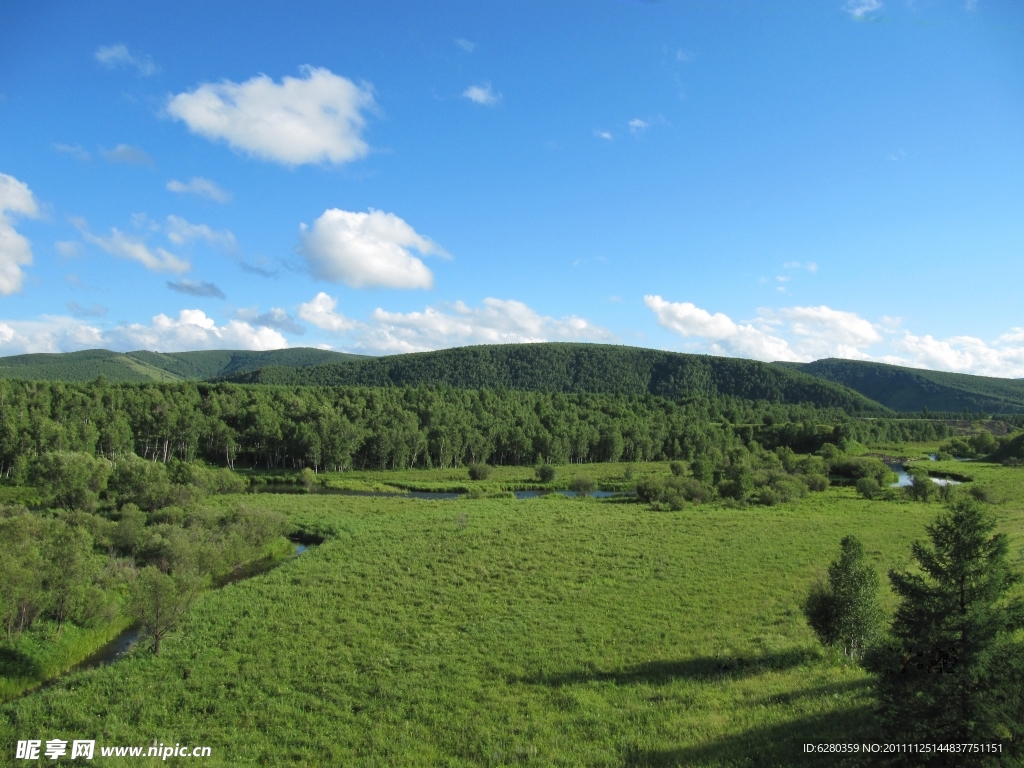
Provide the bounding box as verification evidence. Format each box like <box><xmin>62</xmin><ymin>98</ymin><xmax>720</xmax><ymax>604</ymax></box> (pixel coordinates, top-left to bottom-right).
<box><xmin>669</xmin><ymin>462</ymin><xmax>685</xmax><ymax>477</ymax></box>
<box><xmin>300</xmin><ymin>467</ymin><xmax>318</xmax><ymax>490</ymax></box>
<box><xmin>535</xmin><ymin>465</ymin><xmax>556</xmax><ymax>483</ymax></box>
<box><xmin>468</xmin><ymin>464</ymin><xmax>492</xmax><ymax>481</ymax></box>
<box><xmin>31</xmin><ymin>452</ymin><xmax>112</xmax><ymax>512</ymax></box>
<box><xmin>935</xmin><ymin>451</ymin><xmax>954</xmax><ymax>462</ymax></box>
<box><xmin>569</xmin><ymin>476</ymin><xmax>596</xmax><ymax>496</ymax></box>
<box><xmin>804</xmin><ymin>474</ymin><xmax>829</xmax><ymax>492</ymax></box>
<box><xmin>855</xmin><ymin>477</ymin><xmax>880</xmax><ymax>500</ymax></box>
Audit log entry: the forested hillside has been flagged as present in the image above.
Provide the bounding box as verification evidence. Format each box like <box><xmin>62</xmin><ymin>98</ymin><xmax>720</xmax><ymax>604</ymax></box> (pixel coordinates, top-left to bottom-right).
<box><xmin>219</xmin><ymin>343</ymin><xmax>889</xmax><ymax>415</ymax></box>
<box><xmin>779</xmin><ymin>358</ymin><xmax>1024</xmax><ymax>414</ymax></box>
<box><xmin>0</xmin><ymin>379</ymin><xmax>947</xmax><ymax>477</ymax></box>
<box><xmin>0</xmin><ymin>347</ymin><xmax>362</xmax><ymax>383</ymax></box>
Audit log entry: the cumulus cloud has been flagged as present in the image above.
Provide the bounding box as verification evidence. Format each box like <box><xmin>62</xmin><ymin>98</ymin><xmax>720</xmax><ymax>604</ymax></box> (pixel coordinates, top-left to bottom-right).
<box><xmin>0</xmin><ymin>310</ymin><xmax>288</xmax><ymax>355</ymax></box>
<box><xmin>166</xmin><ymin>177</ymin><xmax>232</xmax><ymax>203</ymax></box>
<box><xmin>167</xmin><ymin>66</ymin><xmax>375</xmax><ymax>166</ymax></box>
<box><xmin>299</xmin><ymin>208</ymin><xmax>444</xmax><ymax>290</ymax></box>
<box><xmin>109</xmin><ymin>310</ymin><xmax>287</xmax><ymax>352</ymax></box>
<box><xmin>0</xmin><ymin>173</ymin><xmax>40</xmax><ymax>295</ymax></box>
<box><xmin>78</xmin><ymin>221</ymin><xmax>190</xmax><ymax>274</ymax></box>
<box><xmin>165</xmin><ymin>215</ymin><xmax>237</xmax><ymax>252</ymax></box>
<box><xmin>844</xmin><ymin>0</ymin><xmax>882</xmax><ymax>17</ymax></box>
<box><xmin>167</xmin><ymin>279</ymin><xmax>226</xmax><ymax>299</ymax></box>
<box><xmin>297</xmin><ymin>292</ymin><xmax>357</xmax><ymax>333</ymax></box>
<box><xmin>299</xmin><ymin>293</ymin><xmax>611</xmax><ymax>354</ymax></box>
<box><xmin>100</xmin><ymin>144</ymin><xmax>153</xmax><ymax>166</ymax></box>
<box><xmin>645</xmin><ymin>295</ymin><xmax>1024</xmax><ymax>377</ymax></box>
<box><xmin>463</xmin><ymin>83</ymin><xmax>500</xmax><ymax>106</ymax></box>
<box><xmin>94</xmin><ymin>44</ymin><xmax>158</xmax><ymax>76</ymax></box>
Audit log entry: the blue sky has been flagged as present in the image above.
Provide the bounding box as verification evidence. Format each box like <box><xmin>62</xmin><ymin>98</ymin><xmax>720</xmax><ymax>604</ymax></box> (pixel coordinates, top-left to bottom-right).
<box><xmin>1</xmin><ymin>0</ymin><xmax>1022</xmax><ymax>375</ymax></box>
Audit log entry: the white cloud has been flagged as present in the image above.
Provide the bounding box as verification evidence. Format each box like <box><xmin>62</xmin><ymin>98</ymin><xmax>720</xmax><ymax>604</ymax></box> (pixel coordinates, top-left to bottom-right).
<box><xmin>0</xmin><ymin>315</ymin><xmax>106</xmax><ymax>354</ymax></box>
<box><xmin>0</xmin><ymin>310</ymin><xmax>287</xmax><ymax>355</ymax></box>
<box><xmin>361</xmin><ymin>298</ymin><xmax>612</xmax><ymax>353</ymax></box>
<box><xmin>94</xmin><ymin>44</ymin><xmax>158</xmax><ymax>76</ymax></box>
<box><xmin>844</xmin><ymin>0</ymin><xmax>882</xmax><ymax>18</ymax></box>
<box><xmin>628</xmin><ymin>119</ymin><xmax>649</xmax><ymax>134</ymax></box>
<box><xmin>645</xmin><ymin>295</ymin><xmax>1024</xmax><ymax>377</ymax></box>
<box><xmin>100</xmin><ymin>144</ymin><xmax>153</xmax><ymax>166</ymax></box>
<box><xmin>110</xmin><ymin>310</ymin><xmax>287</xmax><ymax>352</ymax></box>
<box><xmin>455</xmin><ymin>38</ymin><xmax>476</xmax><ymax>52</ymax></box>
<box><xmin>463</xmin><ymin>83</ymin><xmax>500</xmax><ymax>106</ymax></box>
<box><xmin>166</xmin><ymin>177</ymin><xmax>232</xmax><ymax>203</ymax></box>
<box><xmin>66</xmin><ymin>302</ymin><xmax>108</xmax><ymax>318</ymax></box>
<box><xmin>297</xmin><ymin>292</ymin><xmax>357</xmax><ymax>333</ymax></box>
<box><xmin>167</xmin><ymin>66</ymin><xmax>375</xmax><ymax>166</ymax></box>
<box><xmin>299</xmin><ymin>208</ymin><xmax>444</xmax><ymax>290</ymax></box>
<box><xmin>594</xmin><ymin>129</ymin><xmax>613</xmax><ymax>141</ymax></box>
<box><xmin>78</xmin><ymin>222</ymin><xmax>190</xmax><ymax>274</ymax></box>
<box><xmin>299</xmin><ymin>294</ymin><xmax>611</xmax><ymax>354</ymax></box>
<box><xmin>165</xmin><ymin>215</ymin><xmax>237</xmax><ymax>251</ymax></box>
<box><xmin>0</xmin><ymin>173</ymin><xmax>40</xmax><ymax>295</ymax></box>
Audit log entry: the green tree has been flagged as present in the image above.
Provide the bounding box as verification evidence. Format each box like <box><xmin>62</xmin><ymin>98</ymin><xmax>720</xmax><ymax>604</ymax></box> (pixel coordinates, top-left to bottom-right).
<box><xmin>30</xmin><ymin>451</ymin><xmax>111</xmax><ymax>511</ymax></box>
<box><xmin>856</xmin><ymin>476</ymin><xmax>880</xmax><ymax>499</ymax></box>
<box><xmin>872</xmin><ymin>501</ymin><xmax>1024</xmax><ymax>753</ymax></box>
<box><xmin>803</xmin><ymin>535</ymin><xmax>882</xmax><ymax>661</ymax></box>
<box><xmin>128</xmin><ymin>566</ymin><xmax>205</xmax><ymax>655</ymax></box>
<box><xmin>467</xmin><ymin>463</ymin><xmax>491</xmax><ymax>481</ymax></box>
<box><xmin>535</xmin><ymin>464</ymin><xmax>556</xmax><ymax>483</ymax></box>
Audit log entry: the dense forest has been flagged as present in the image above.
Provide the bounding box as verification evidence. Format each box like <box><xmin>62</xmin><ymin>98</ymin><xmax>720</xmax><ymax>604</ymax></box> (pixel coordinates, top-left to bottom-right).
<box><xmin>780</xmin><ymin>357</ymin><xmax>1024</xmax><ymax>414</ymax></box>
<box><xmin>217</xmin><ymin>343</ymin><xmax>889</xmax><ymax>414</ymax></box>
<box><xmin>0</xmin><ymin>379</ymin><xmax>953</xmax><ymax>480</ymax></box>
<box><xmin>0</xmin><ymin>348</ymin><xmax>362</xmax><ymax>383</ymax></box>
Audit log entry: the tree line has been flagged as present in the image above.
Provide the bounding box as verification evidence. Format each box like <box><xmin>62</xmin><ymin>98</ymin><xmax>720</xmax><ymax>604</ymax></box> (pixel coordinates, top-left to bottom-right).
<box><xmin>0</xmin><ymin>379</ymin><xmax>956</xmax><ymax>479</ymax></box>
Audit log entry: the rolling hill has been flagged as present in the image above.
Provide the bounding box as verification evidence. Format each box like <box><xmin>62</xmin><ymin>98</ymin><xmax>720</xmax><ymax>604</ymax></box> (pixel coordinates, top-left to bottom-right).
<box><xmin>217</xmin><ymin>343</ymin><xmax>890</xmax><ymax>414</ymax></box>
<box><xmin>777</xmin><ymin>358</ymin><xmax>1024</xmax><ymax>414</ymax></box>
<box><xmin>0</xmin><ymin>348</ymin><xmax>364</xmax><ymax>383</ymax></box>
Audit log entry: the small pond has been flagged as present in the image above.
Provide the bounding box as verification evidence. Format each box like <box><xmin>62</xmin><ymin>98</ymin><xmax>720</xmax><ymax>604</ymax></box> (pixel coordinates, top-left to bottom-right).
<box><xmin>887</xmin><ymin>462</ymin><xmax>963</xmax><ymax>488</ymax></box>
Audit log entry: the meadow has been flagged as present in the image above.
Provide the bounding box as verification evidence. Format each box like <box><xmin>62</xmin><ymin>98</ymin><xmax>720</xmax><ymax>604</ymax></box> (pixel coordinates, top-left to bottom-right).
<box><xmin>4</xmin><ymin>460</ymin><xmax>1021</xmax><ymax>766</ymax></box>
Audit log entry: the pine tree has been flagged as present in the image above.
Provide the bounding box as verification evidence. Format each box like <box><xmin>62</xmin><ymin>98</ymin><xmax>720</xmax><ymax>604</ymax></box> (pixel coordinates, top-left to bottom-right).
<box><xmin>872</xmin><ymin>500</ymin><xmax>1024</xmax><ymax>757</ymax></box>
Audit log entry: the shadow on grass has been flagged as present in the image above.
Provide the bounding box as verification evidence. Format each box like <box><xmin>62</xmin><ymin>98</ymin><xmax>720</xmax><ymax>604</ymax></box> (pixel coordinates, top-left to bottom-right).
<box><xmin>0</xmin><ymin>647</ymin><xmax>41</xmax><ymax>678</ymax></box>
<box><xmin>623</xmin><ymin>705</ymin><xmax>881</xmax><ymax>768</ymax></box>
<box><xmin>516</xmin><ymin>649</ymin><xmax>820</xmax><ymax>687</ymax></box>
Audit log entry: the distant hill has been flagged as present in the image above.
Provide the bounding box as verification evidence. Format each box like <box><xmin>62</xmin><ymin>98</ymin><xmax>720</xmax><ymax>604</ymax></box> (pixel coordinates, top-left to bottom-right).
<box><xmin>218</xmin><ymin>342</ymin><xmax>890</xmax><ymax>414</ymax></box>
<box><xmin>0</xmin><ymin>348</ymin><xmax>364</xmax><ymax>383</ymax></box>
<box><xmin>777</xmin><ymin>358</ymin><xmax>1024</xmax><ymax>414</ymax></box>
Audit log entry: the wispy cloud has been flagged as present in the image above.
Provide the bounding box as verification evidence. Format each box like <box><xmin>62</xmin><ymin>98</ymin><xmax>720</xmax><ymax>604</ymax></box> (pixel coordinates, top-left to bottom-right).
<box><xmin>166</xmin><ymin>177</ymin><xmax>232</xmax><ymax>203</ymax></box>
<box><xmin>94</xmin><ymin>44</ymin><xmax>159</xmax><ymax>76</ymax></box>
<box><xmin>165</xmin><ymin>215</ymin><xmax>237</xmax><ymax>252</ymax></box>
<box><xmin>463</xmin><ymin>82</ymin><xmax>501</xmax><ymax>106</ymax></box>
<box><xmin>76</xmin><ymin>219</ymin><xmax>190</xmax><ymax>274</ymax></box>
<box><xmin>66</xmin><ymin>301</ymin><xmax>108</xmax><ymax>318</ymax></box>
<box><xmin>628</xmin><ymin>118</ymin><xmax>649</xmax><ymax>134</ymax></box>
<box><xmin>844</xmin><ymin>0</ymin><xmax>882</xmax><ymax>18</ymax></box>
<box><xmin>455</xmin><ymin>38</ymin><xmax>476</xmax><ymax>53</ymax></box>
<box><xmin>593</xmin><ymin>129</ymin><xmax>613</xmax><ymax>141</ymax></box>
<box><xmin>53</xmin><ymin>143</ymin><xmax>90</xmax><ymax>161</ymax></box>
<box><xmin>167</xmin><ymin>279</ymin><xmax>226</xmax><ymax>299</ymax></box>
<box><xmin>100</xmin><ymin>144</ymin><xmax>153</xmax><ymax>166</ymax></box>
<box><xmin>237</xmin><ymin>306</ymin><xmax>305</xmax><ymax>335</ymax></box>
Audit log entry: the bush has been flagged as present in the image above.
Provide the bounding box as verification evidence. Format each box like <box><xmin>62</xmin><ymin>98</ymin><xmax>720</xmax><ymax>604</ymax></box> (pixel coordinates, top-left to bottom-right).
<box><xmin>535</xmin><ymin>465</ymin><xmax>556</xmax><ymax>483</ymax></box>
<box><xmin>935</xmin><ymin>451</ymin><xmax>954</xmax><ymax>462</ymax></box>
<box><xmin>669</xmin><ymin>462</ymin><xmax>685</xmax><ymax>477</ymax></box>
<box><xmin>468</xmin><ymin>463</ymin><xmax>492</xmax><ymax>481</ymax></box>
<box><xmin>855</xmin><ymin>477</ymin><xmax>880</xmax><ymax>499</ymax></box>
<box><xmin>804</xmin><ymin>474</ymin><xmax>829</xmax><ymax>492</ymax></box>
<box><xmin>108</xmin><ymin>456</ymin><xmax>173</xmax><ymax>512</ymax></box>
<box><xmin>568</xmin><ymin>476</ymin><xmax>596</xmax><ymax>496</ymax></box>
<box><xmin>31</xmin><ymin>452</ymin><xmax>112</xmax><ymax>512</ymax></box>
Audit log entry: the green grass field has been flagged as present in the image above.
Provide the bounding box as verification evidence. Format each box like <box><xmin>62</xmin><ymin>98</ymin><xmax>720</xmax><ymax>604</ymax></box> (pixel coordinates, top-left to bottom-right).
<box><xmin>2</xmin><ymin>464</ymin><xmax>1022</xmax><ymax>766</ymax></box>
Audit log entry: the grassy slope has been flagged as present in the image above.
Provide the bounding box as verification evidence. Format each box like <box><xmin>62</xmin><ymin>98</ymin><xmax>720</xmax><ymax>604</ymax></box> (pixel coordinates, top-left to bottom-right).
<box><xmin>6</xmin><ymin>464</ymin><xmax>1022</xmax><ymax>766</ymax></box>
<box><xmin>0</xmin><ymin>348</ymin><xmax>363</xmax><ymax>383</ymax></box>
<box><xmin>222</xmin><ymin>343</ymin><xmax>889</xmax><ymax>415</ymax></box>
<box><xmin>780</xmin><ymin>358</ymin><xmax>1024</xmax><ymax>414</ymax></box>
